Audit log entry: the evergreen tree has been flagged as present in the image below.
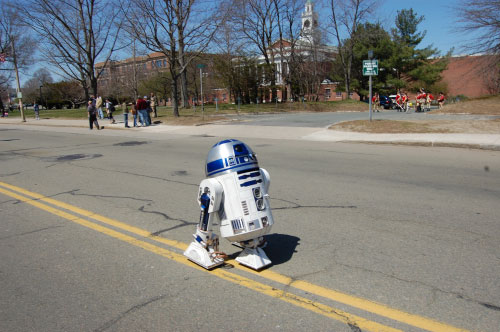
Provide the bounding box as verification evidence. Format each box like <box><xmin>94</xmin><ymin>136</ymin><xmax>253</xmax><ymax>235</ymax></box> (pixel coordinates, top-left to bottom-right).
<box><xmin>390</xmin><ymin>9</ymin><xmax>449</xmax><ymax>93</ymax></box>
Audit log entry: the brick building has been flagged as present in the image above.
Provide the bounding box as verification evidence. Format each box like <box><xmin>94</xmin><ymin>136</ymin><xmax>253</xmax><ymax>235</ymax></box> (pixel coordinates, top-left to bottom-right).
<box><xmin>440</xmin><ymin>55</ymin><xmax>499</xmax><ymax>98</ymax></box>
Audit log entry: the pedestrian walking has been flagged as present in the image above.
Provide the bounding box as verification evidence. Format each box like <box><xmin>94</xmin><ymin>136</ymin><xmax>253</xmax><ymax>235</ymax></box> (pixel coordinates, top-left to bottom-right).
<box><xmin>106</xmin><ymin>99</ymin><xmax>116</xmax><ymax>124</ymax></box>
<box><xmin>372</xmin><ymin>93</ymin><xmax>380</xmax><ymax>112</ymax></box>
<box><xmin>437</xmin><ymin>92</ymin><xmax>445</xmax><ymax>109</ymax></box>
<box><xmin>87</xmin><ymin>100</ymin><xmax>100</xmax><ymax>130</ymax></box>
<box><xmin>96</xmin><ymin>95</ymin><xmax>104</xmax><ymax>119</ymax></box>
<box><xmin>150</xmin><ymin>92</ymin><xmax>158</xmax><ymax>118</ymax></box>
<box><xmin>416</xmin><ymin>88</ymin><xmax>426</xmax><ymax>112</ymax></box>
<box><xmin>425</xmin><ymin>92</ymin><xmax>434</xmax><ymax>112</ymax></box>
<box><xmin>123</xmin><ymin>102</ymin><xmax>130</xmax><ymax>128</ymax></box>
<box><xmin>402</xmin><ymin>92</ymin><xmax>409</xmax><ymax>112</ymax></box>
<box><xmin>34</xmin><ymin>103</ymin><xmax>40</xmax><ymax>120</ymax></box>
<box><xmin>131</xmin><ymin>104</ymin><xmax>138</xmax><ymax>127</ymax></box>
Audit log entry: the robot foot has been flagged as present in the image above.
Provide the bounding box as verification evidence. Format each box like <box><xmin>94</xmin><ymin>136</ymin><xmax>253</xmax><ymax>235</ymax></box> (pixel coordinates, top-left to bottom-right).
<box><xmin>236</xmin><ymin>246</ymin><xmax>272</xmax><ymax>270</ymax></box>
<box><xmin>184</xmin><ymin>241</ymin><xmax>225</xmax><ymax>270</ymax></box>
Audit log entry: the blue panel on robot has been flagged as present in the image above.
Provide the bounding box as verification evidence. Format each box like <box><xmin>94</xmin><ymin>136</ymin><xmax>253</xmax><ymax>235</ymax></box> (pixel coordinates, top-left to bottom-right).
<box><xmin>206</xmin><ymin>159</ymin><xmax>225</xmax><ymax>174</ymax></box>
<box><xmin>206</xmin><ymin>156</ymin><xmax>258</xmax><ymax>176</ymax></box>
<box><xmin>240</xmin><ymin>179</ymin><xmax>262</xmax><ymax>187</ymax></box>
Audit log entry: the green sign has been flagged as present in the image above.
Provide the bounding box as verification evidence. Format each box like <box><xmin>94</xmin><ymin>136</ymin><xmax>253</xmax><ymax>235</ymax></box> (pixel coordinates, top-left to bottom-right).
<box><xmin>363</xmin><ymin>60</ymin><xmax>378</xmax><ymax>76</ymax></box>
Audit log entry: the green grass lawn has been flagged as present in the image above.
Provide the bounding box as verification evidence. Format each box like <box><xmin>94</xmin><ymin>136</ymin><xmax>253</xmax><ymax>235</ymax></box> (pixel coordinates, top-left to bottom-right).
<box><xmin>7</xmin><ymin>99</ymin><xmax>369</xmax><ymax>122</ymax></box>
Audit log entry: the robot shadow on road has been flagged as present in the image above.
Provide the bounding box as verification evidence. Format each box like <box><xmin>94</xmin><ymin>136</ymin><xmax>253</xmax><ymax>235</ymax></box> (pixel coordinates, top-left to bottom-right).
<box><xmin>224</xmin><ymin>233</ymin><xmax>300</xmax><ymax>267</ymax></box>
<box><xmin>259</xmin><ymin>233</ymin><xmax>300</xmax><ymax>266</ymax></box>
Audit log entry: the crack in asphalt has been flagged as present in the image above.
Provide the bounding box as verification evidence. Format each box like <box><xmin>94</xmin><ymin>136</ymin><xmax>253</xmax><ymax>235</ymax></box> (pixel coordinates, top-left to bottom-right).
<box><xmin>139</xmin><ymin>204</ymin><xmax>196</xmax><ymax>235</ymax></box>
<box><xmin>0</xmin><ymin>225</ymin><xmax>65</xmax><ymax>241</ymax></box>
<box><xmin>69</xmin><ymin>163</ymin><xmax>199</xmax><ymax>187</ymax></box>
<box><xmin>272</xmin><ymin>198</ymin><xmax>357</xmax><ymax>211</ymax></box>
<box><xmin>62</xmin><ymin>189</ymin><xmax>154</xmax><ymax>203</ymax></box>
<box><xmin>0</xmin><ymin>172</ymin><xmax>21</xmax><ymax>177</ymax></box>
<box><xmin>93</xmin><ymin>294</ymin><xmax>171</xmax><ymax>332</ymax></box>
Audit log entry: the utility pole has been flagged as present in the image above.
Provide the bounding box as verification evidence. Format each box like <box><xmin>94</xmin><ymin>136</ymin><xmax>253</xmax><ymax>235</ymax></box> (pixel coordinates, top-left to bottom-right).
<box><xmin>197</xmin><ymin>64</ymin><xmax>206</xmax><ymax>120</ymax></box>
<box><xmin>11</xmin><ymin>36</ymin><xmax>25</xmax><ymax>122</ymax></box>
<box><xmin>200</xmin><ymin>66</ymin><xmax>204</xmax><ymax>119</ymax></box>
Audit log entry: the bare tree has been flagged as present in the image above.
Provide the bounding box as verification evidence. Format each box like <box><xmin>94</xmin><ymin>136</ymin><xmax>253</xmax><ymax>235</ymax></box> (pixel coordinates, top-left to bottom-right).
<box><xmin>227</xmin><ymin>0</ymin><xmax>283</xmax><ymax>101</ymax></box>
<box><xmin>455</xmin><ymin>0</ymin><xmax>500</xmax><ymax>55</ymax></box>
<box><xmin>0</xmin><ymin>1</ymin><xmax>36</xmax><ymax>83</ymax></box>
<box><xmin>20</xmin><ymin>0</ymin><xmax>125</xmax><ymax>100</ymax></box>
<box><xmin>455</xmin><ymin>0</ymin><xmax>500</xmax><ymax>94</ymax></box>
<box><xmin>328</xmin><ymin>0</ymin><xmax>376</xmax><ymax>98</ymax></box>
<box><xmin>22</xmin><ymin>68</ymin><xmax>53</xmax><ymax>104</ymax></box>
<box><xmin>0</xmin><ymin>0</ymin><xmax>37</xmax><ymax>119</ymax></box>
<box><xmin>127</xmin><ymin>0</ymin><xmax>220</xmax><ymax>117</ymax></box>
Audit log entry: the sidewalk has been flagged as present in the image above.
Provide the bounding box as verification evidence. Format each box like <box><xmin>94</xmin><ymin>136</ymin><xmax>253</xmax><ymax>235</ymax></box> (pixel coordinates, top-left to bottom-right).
<box><xmin>2</xmin><ymin>117</ymin><xmax>500</xmax><ymax>151</ymax></box>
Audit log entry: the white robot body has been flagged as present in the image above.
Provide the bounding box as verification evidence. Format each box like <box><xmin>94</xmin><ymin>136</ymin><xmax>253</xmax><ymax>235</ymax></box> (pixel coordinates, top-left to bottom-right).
<box><xmin>218</xmin><ymin>169</ymin><xmax>274</xmax><ymax>243</ymax></box>
<box><xmin>184</xmin><ymin>139</ymin><xmax>275</xmax><ymax>270</ymax></box>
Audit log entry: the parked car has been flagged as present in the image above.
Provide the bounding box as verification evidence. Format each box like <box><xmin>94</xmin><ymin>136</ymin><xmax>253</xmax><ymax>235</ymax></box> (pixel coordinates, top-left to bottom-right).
<box><xmin>379</xmin><ymin>95</ymin><xmax>392</xmax><ymax>109</ymax></box>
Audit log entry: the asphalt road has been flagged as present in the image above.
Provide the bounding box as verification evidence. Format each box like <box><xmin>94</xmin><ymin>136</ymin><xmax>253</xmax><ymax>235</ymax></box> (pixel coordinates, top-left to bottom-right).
<box><xmin>1</xmin><ymin>126</ymin><xmax>499</xmax><ymax>331</ymax></box>
<box><xmin>229</xmin><ymin>110</ymin><xmax>500</xmax><ymax>128</ymax></box>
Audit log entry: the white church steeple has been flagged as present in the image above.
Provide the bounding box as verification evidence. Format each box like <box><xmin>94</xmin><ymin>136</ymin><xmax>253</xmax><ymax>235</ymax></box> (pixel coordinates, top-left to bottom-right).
<box><xmin>300</xmin><ymin>0</ymin><xmax>319</xmax><ymax>44</ymax></box>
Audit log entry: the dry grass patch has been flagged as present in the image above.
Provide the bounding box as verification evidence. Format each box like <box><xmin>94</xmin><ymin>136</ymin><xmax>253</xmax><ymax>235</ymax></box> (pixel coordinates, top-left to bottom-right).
<box><xmin>157</xmin><ymin>114</ymin><xmax>231</xmax><ymax>126</ymax></box>
<box><xmin>433</xmin><ymin>95</ymin><xmax>500</xmax><ymax>115</ymax></box>
<box><xmin>330</xmin><ymin>119</ymin><xmax>500</xmax><ymax>134</ymax></box>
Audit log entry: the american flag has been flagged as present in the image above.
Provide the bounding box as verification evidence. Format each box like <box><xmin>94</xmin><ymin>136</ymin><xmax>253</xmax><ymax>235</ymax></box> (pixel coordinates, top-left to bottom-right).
<box><xmin>0</xmin><ymin>53</ymin><xmax>5</xmax><ymax>62</ymax></box>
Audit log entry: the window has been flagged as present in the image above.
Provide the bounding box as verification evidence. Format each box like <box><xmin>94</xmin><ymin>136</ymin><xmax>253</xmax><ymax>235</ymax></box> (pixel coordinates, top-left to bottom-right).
<box><xmin>325</xmin><ymin>88</ymin><xmax>331</xmax><ymax>99</ymax></box>
<box><xmin>336</xmin><ymin>91</ymin><xmax>342</xmax><ymax>98</ymax></box>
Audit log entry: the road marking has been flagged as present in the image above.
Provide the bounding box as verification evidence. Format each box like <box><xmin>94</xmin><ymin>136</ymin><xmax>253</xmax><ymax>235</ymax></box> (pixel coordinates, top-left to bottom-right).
<box><xmin>0</xmin><ymin>181</ymin><xmax>471</xmax><ymax>332</ymax></box>
<box><xmin>0</xmin><ymin>184</ymin><xmax>400</xmax><ymax>332</ymax></box>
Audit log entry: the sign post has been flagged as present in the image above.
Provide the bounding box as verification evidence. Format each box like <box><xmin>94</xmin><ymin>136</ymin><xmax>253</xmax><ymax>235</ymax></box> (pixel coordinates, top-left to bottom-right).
<box><xmin>363</xmin><ymin>57</ymin><xmax>378</xmax><ymax>122</ymax></box>
<box><xmin>197</xmin><ymin>64</ymin><xmax>206</xmax><ymax>120</ymax></box>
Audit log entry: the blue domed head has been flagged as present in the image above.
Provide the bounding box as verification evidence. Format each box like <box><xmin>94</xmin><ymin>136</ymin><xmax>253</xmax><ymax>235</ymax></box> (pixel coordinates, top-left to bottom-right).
<box><xmin>205</xmin><ymin>139</ymin><xmax>259</xmax><ymax>177</ymax></box>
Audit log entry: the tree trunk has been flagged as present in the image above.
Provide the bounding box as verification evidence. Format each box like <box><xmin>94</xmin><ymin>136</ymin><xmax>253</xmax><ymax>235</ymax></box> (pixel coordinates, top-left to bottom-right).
<box><xmin>171</xmin><ymin>79</ymin><xmax>179</xmax><ymax>117</ymax></box>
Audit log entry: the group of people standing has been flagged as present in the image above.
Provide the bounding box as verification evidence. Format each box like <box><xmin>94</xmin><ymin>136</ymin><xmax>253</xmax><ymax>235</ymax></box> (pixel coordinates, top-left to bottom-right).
<box><xmin>122</xmin><ymin>93</ymin><xmax>157</xmax><ymax>128</ymax></box>
<box><xmin>371</xmin><ymin>89</ymin><xmax>445</xmax><ymax>113</ymax></box>
<box><xmin>87</xmin><ymin>92</ymin><xmax>158</xmax><ymax>130</ymax></box>
<box><xmin>415</xmin><ymin>89</ymin><xmax>446</xmax><ymax>112</ymax></box>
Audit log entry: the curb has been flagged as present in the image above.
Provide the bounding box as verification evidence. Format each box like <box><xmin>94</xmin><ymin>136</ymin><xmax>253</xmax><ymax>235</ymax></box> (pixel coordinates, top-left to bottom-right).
<box><xmin>344</xmin><ymin>140</ymin><xmax>500</xmax><ymax>151</ymax></box>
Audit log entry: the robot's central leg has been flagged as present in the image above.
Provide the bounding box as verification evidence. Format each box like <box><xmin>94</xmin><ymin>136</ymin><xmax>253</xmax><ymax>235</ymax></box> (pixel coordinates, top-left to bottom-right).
<box><xmin>235</xmin><ymin>238</ymin><xmax>272</xmax><ymax>270</ymax></box>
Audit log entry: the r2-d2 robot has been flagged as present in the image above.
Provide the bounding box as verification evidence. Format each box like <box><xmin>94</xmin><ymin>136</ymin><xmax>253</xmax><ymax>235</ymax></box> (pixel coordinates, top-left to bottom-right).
<box><xmin>184</xmin><ymin>139</ymin><xmax>274</xmax><ymax>270</ymax></box>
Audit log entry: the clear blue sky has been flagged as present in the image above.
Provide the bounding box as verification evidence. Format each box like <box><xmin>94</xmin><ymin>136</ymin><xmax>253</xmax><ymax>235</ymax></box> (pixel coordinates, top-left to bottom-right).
<box><xmin>377</xmin><ymin>0</ymin><xmax>466</xmax><ymax>55</ymax></box>
<box><xmin>20</xmin><ymin>0</ymin><xmax>470</xmax><ymax>85</ymax></box>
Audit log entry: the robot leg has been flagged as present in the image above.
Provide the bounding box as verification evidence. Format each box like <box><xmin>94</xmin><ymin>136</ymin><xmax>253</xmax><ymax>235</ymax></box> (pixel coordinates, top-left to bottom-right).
<box><xmin>184</xmin><ymin>228</ymin><xmax>225</xmax><ymax>269</ymax></box>
<box><xmin>235</xmin><ymin>237</ymin><xmax>272</xmax><ymax>270</ymax></box>
<box><xmin>184</xmin><ymin>180</ymin><xmax>226</xmax><ymax>269</ymax></box>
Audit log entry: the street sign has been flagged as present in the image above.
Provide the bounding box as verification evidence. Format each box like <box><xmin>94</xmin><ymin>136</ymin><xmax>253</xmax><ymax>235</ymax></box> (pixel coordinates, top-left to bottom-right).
<box><xmin>196</xmin><ymin>64</ymin><xmax>206</xmax><ymax>69</ymax></box>
<box><xmin>363</xmin><ymin>60</ymin><xmax>378</xmax><ymax>76</ymax></box>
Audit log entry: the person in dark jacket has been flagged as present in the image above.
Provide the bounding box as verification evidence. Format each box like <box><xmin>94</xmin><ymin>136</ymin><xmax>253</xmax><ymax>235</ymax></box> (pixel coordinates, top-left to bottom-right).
<box><xmin>87</xmin><ymin>100</ymin><xmax>101</xmax><ymax>130</ymax></box>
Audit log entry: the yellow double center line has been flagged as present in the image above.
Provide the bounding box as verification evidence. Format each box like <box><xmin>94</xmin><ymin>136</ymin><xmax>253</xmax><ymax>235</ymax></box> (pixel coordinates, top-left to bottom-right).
<box><xmin>0</xmin><ymin>181</ymin><xmax>469</xmax><ymax>332</ymax></box>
